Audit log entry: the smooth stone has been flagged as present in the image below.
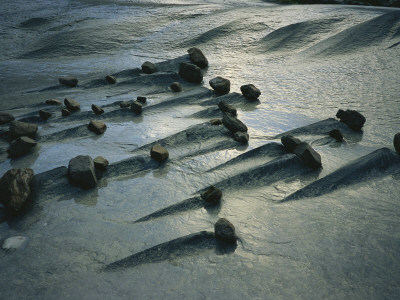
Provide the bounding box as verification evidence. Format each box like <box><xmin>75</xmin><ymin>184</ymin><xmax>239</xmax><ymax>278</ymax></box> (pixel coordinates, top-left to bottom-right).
<box><xmin>64</xmin><ymin>98</ymin><xmax>80</xmax><ymax>112</ymax></box>
<box><xmin>394</xmin><ymin>133</ymin><xmax>400</xmax><ymax>154</ymax></box>
<box><xmin>200</xmin><ymin>186</ymin><xmax>222</xmax><ymax>205</ymax></box>
<box><xmin>105</xmin><ymin>75</ymin><xmax>116</xmax><ymax>84</ymax></box>
<box><xmin>88</xmin><ymin>120</ymin><xmax>107</xmax><ymax>134</ymax></box>
<box><xmin>336</xmin><ymin>109</ymin><xmax>366</xmax><ymax>131</ymax></box>
<box><xmin>234</xmin><ymin>131</ymin><xmax>249</xmax><ymax>144</ymax></box>
<box><xmin>179</xmin><ymin>63</ymin><xmax>203</xmax><ymax>84</ymax></box>
<box><xmin>62</xmin><ymin>109</ymin><xmax>71</xmax><ymax>116</ymax></box>
<box><xmin>120</xmin><ymin>101</ymin><xmax>131</xmax><ymax>108</ymax></box>
<box><xmin>8</xmin><ymin>121</ymin><xmax>38</xmax><ymax>140</ymax></box>
<box><xmin>0</xmin><ymin>112</ymin><xmax>15</xmax><ymax>125</ymax></box>
<box><xmin>210</xmin><ymin>119</ymin><xmax>222</xmax><ymax>126</ymax></box>
<box><xmin>210</xmin><ymin>77</ymin><xmax>230</xmax><ymax>95</ymax></box>
<box><xmin>214</xmin><ymin>218</ymin><xmax>238</xmax><ymax>243</ymax></box>
<box><xmin>91</xmin><ymin>104</ymin><xmax>104</xmax><ymax>115</ymax></box>
<box><xmin>141</xmin><ymin>61</ymin><xmax>156</xmax><ymax>74</ymax></box>
<box><xmin>170</xmin><ymin>82</ymin><xmax>182</xmax><ymax>92</ymax></box>
<box><xmin>218</xmin><ymin>100</ymin><xmax>237</xmax><ymax>116</ymax></box>
<box><xmin>93</xmin><ymin>156</ymin><xmax>109</xmax><ymax>170</ymax></box>
<box><xmin>222</xmin><ymin>112</ymin><xmax>247</xmax><ymax>133</ymax></box>
<box><xmin>329</xmin><ymin>129</ymin><xmax>343</xmax><ymax>142</ymax></box>
<box><xmin>137</xmin><ymin>96</ymin><xmax>147</xmax><ymax>104</ymax></box>
<box><xmin>39</xmin><ymin>109</ymin><xmax>52</xmax><ymax>120</ymax></box>
<box><xmin>58</xmin><ymin>76</ymin><xmax>78</xmax><ymax>87</ymax></box>
<box><xmin>240</xmin><ymin>84</ymin><xmax>261</xmax><ymax>100</ymax></box>
<box><xmin>150</xmin><ymin>145</ymin><xmax>169</xmax><ymax>162</ymax></box>
<box><xmin>2</xmin><ymin>236</ymin><xmax>29</xmax><ymax>251</ymax></box>
<box><xmin>187</xmin><ymin>47</ymin><xmax>208</xmax><ymax>69</ymax></box>
<box><xmin>293</xmin><ymin>142</ymin><xmax>322</xmax><ymax>169</ymax></box>
<box><xmin>45</xmin><ymin>98</ymin><xmax>61</xmax><ymax>105</ymax></box>
<box><xmin>281</xmin><ymin>135</ymin><xmax>302</xmax><ymax>152</ymax></box>
<box><xmin>68</xmin><ymin>155</ymin><xmax>97</xmax><ymax>189</ymax></box>
<box><xmin>7</xmin><ymin>136</ymin><xmax>37</xmax><ymax>158</ymax></box>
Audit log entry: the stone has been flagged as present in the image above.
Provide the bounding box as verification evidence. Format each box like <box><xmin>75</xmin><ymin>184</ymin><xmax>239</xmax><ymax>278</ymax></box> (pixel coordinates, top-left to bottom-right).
<box><xmin>0</xmin><ymin>168</ymin><xmax>34</xmax><ymax>212</ymax></box>
<box><xmin>210</xmin><ymin>118</ymin><xmax>222</xmax><ymax>126</ymax></box>
<box><xmin>7</xmin><ymin>136</ymin><xmax>37</xmax><ymax>158</ymax></box>
<box><xmin>68</xmin><ymin>155</ymin><xmax>97</xmax><ymax>189</ymax></box>
<box><xmin>281</xmin><ymin>135</ymin><xmax>302</xmax><ymax>152</ymax></box>
<box><xmin>200</xmin><ymin>186</ymin><xmax>222</xmax><ymax>205</ymax></box>
<box><xmin>120</xmin><ymin>101</ymin><xmax>131</xmax><ymax>108</ymax></box>
<box><xmin>58</xmin><ymin>76</ymin><xmax>78</xmax><ymax>87</ymax></box>
<box><xmin>179</xmin><ymin>63</ymin><xmax>203</xmax><ymax>84</ymax></box>
<box><xmin>8</xmin><ymin>121</ymin><xmax>38</xmax><ymax>140</ymax></box>
<box><xmin>64</xmin><ymin>98</ymin><xmax>80</xmax><ymax>112</ymax></box>
<box><xmin>105</xmin><ymin>75</ymin><xmax>116</xmax><ymax>84</ymax></box>
<box><xmin>88</xmin><ymin>120</ymin><xmax>107</xmax><ymax>134</ymax></box>
<box><xmin>150</xmin><ymin>145</ymin><xmax>169</xmax><ymax>162</ymax></box>
<box><xmin>329</xmin><ymin>129</ymin><xmax>343</xmax><ymax>142</ymax></box>
<box><xmin>137</xmin><ymin>96</ymin><xmax>147</xmax><ymax>104</ymax></box>
<box><xmin>214</xmin><ymin>218</ymin><xmax>238</xmax><ymax>243</ymax></box>
<box><xmin>218</xmin><ymin>100</ymin><xmax>237</xmax><ymax>116</ymax></box>
<box><xmin>222</xmin><ymin>113</ymin><xmax>247</xmax><ymax>133</ymax></box>
<box><xmin>234</xmin><ymin>132</ymin><xmax>249</xmax><ymax>144</ymax></box>
<box><xmin>141</xmin><ymin>61</ymin><xmax>156</xmax><ymax>74</ymax></box>
<box><xmin>210</xmin><ymin>77</ymin><xmax>230</xmax><ymax>95</ymax></box>
<box><xmin>39</xmin><ymin>109</ymin><xmax>52</xmax><ymax>120</ymax></box>
<box><xmin>130</xmin><ymin>101</ymin><xmax>143</xmax><ymax>114</ymax></box>
<box><xmin>93</xmin><ymin>156</ymin><xmax>109</xmax><ymax>170</ymax></box>
<box><xmin>45</xmin><ymin>98</ymin><xmax>61</xmax><ymax>105</ymax></box>
<box><xmin>336</xmin><ymin>109</ymin><xmax>366</xmax><ymax>131</ymax></box>
<box><xmin>91</xmin><ymin>104</ymin><xmax>104</xmax><ymax>115</ymax></box>
<box><xmin>170</xmin><ymin>82</ymin><xmax>182</xmax><ymax>92</ymax></box>
<box><xmin>293</xmin><ymin>142</ymin><xmax>322</xmax><ymax>169</ymax></box>
<box><xmin>2</xmin><ymin>236</ymin><xmax>29</xmax><ymax>251</ymax></box>
<box><xmin>62</xmin><ymin>109</ymin><xmax>71</xmax><ymax>116</ymax></box>
<box><xmin>187</xmin><ymin>47</ymin><xmax>208</xmax><ymax>69</ymax></box>
<box><xmin>394</xmin><ymin>133</ymin><xmax>400</xmax><ymax>154</ymax></box>
<box><xmin>240</xmin><ymin>84</ymin><xmax>261</xmax><ymax>100</ymax></box>
<box><xmin>0</xmin><ymin>112</ymin><xmax>15</xmax><ymax>125</ymax></box>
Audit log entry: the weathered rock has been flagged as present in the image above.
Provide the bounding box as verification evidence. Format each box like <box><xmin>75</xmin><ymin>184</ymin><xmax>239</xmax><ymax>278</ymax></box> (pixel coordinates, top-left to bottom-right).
<box><xmin>8</xmin><ymin>121</ymin><xmax>38</xmax><ymax>140</ymax></box>
<box><xmin>187</xmin><ymin>47</ymin><xmax>208</xmax><ymax>69</ymax></box>
<box><xmin>170</xmin><ymin>82</ymin><xmax>182</xmax><ymax>92</ymax></box>
<box><xmin>210</xmin><ymin>118</ymin><xmax>222</xmax><ymax>126</ymax></box>
<box><xmin>234</xmin><ymin>132</ymin><xmax>249</xmax><ymax>144</ymax></box>
<box><xmin>58</xmin><ymin>76</ymin><xmax>78</xmax><ymax>87</ymax></box>
<box><xmin>240</xmin><ymin>84</ymin><xmax>261</xmax><ymax>100</ymax></box>
<box><xmin>45</xmin><ymin>99</ymin><xmax>61</xmax><ymax>105</ymax></box>
<box><xmin>39</xmin><ymin>109</ymin><xmax>52</xmax><ymax>120</ymax></box>
<box><xmin>150</xmin><ymin>145</ymin><xmax>169</xmax><ymax>162</ymax></box>
<box><xmin>210</xmin><ymin>77</ymin><xmax>230</xmax><ymax>95</ymax></box>
<box><xmin>281</xmin><ymin>135</ymin><xmax>302</xmax><ymax>152</ymax></box>
<box><xmin>7</xmin><ymin>136</ymin><xmax>37</xmax><ymax>158</ymax></box>
<box><xmin>200</xmin><ymin>186</ymin><xmax>222</xmax><ymax>205</ymax></box>
<box><xmin>93</xmin><ymin>156</ymin><xmax>109</xmax><ymax>170</ymax></box>
<box><xmin>120</xmin><ymin>101</ymin><xmax>131</xmax><ymax>108</ymax></box>
<box><xmin>105</xmin><ymin>75</ymin><xmax>116</xmax><ymax>84</ymax></box>
<box><xmin>222</xmin><ymin>113</ymin><xmax>247</xmax><ymax>133</ymax></box>
<box><xmin>88</xmin><ymin>120</ymin><xmax>107</xmax><ymax>134</ymax></box>
<box><xmin>64</xmin><ymin>98</ymin><xmax>80</xmax><ymax>112</ymax></box>
<box><xmin>68</xmin><ymin>155</ymin><xmax>97</xmax><ymax>189</ymax></box>
<box><xmin>293</xmin><ymin>142</ymin><xmax>322</xmax><ymax>169</ymax></box>
<box><xmin>0</xmin><ymin>168</ymin><xmax>34</xmax><ymax>212</ymax></box>
<box><xmin>329</xmin><ymin>129</ymin><xmax>343</xmax><ymax>142</ymax></box>
<box><xmin>141</xmin><ymin>61</ymin><xmax>156</xmax><ymax>74</ymax></box>
<box><xmin>179</xmin><ymin>63</ymin><xmax>203</xmax><ymax>84</ymax></box>
<box><xmin>394</xmin><ymin>133</ymin><xmax>400</xmax><ymax>154</ymax></box>
<box><xmin>131</xmin><ymin>101</ymin><xmax>143</xmax><ymax>114</ymax></box>
<box><xmin>218</xmin><ymin>100</ymin><xmax>237</xmax><ymax>116</ymax></box>
<box><xmin>2</xmin><ymin>236</ymin><xmax>29</xmax><ymax>251</ymax></box>
<box><xmin>137</xmin><ymin>96</ymin><xmax>147</xmax><ymax>104</ymax></box>
<box><xmin>62</xmin><ymin>109</ymin><xmax>71</xmax><ymax>116</ymax></box>
<box><xmin>0</xmin><ymin>112</ymin><xmax>15</xmax><ymax>125</ymax></box>
<box><xmin>214</xmin><ymin>218</ymin><xmax>238</xmax><ymax>243</ymax></box>
<box><xmin>336</xmin><ymin>109</ymin><xmax>366</xmax><ymax>131</ymax></box>
<box><xmin>91</xmin><ymin>104</ymin><xmax>104</xmax><ymax>115</ymax></box>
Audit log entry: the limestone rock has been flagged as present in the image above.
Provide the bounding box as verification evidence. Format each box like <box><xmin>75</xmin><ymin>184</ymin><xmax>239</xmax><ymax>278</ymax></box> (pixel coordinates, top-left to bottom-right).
<box><xmin>240</xmin><ymin>84</ymin><xmax>261</xmax><ymax>100</ymax></box>
<box><xmin>394</xmin><ymin>133</ymin><xmax>400</xmax><ymax>154</ymax></box>
<box><xmin>170</xmin><ymin>82</ymin><xmax>182</xmax><ymax>92</ymax></box>
<box><xmin>93</xmin><ymin>156</ymin><xmax>109</xmax><ymax>170</ymax></box>
<box><xmin>141</xmin><ymin>61</ymin><xmax>156</xmax><ymax>74</ymax></box>
<box><xmin>39</xmin><ymin>110</ymin><xmax>52</xmax><ymax>120</ymax></box>
<box><xmin>64</xmin><ymin>98</ymin><xmax>80</xmax><ymax>112</ymax></box>
<box><xmin>45</xmin><ymin>99</ymin><xmax>61</xmax><ymax>105</ymax></box>
<box><xmin>68</xmin><ymin>155</ymin><xmax>97</xmax><ymax>189</ymax></box>
<box><xmin>137</xmin><ymin>96</ymin><xmax>147</xmax><ymax>104</ymax></box>
<box><xmin>210</xmin><ymin>118</ymin><xmax>222</xmax><ymax>126</ymax></box>
<box><xmin>150</xmin><ymin>145</ymin><xmax>169</xmax><ymax>162</ymax></box>
<box><xmin>62</xmin><ymin>109</ymin><xmax>71</xmax><ymax>117</ymax></box>
<box><xmin>336</xmin><ymin>109</ymin><xmax>366</xmax><ymax>131</ymax></box>
<box><xmin>329</xmin><ymin>129</ymin><xmax>343</xmax><ymax>142</ymax></box>
<box><xmin>58</xmin><ymin>76</ymin><xmax>78</xmax><ymax>87</ymax></box>
<box><xmin>281</xmin><ymin>135</ymin><xmax>302</xmax><ymax>152</ymax></box>
<box><xmin>214</xmin><ymin>218</ymin><xmax>238</xmax><ymax>243</ymax></box>
<box><xmin>234</xmin><ymin>131</ymin><xmax>249</xmax><ymax>144</ymax></box>
<box><xmin>130</xmin><ymin>101</ymin><xmax>143</xmax><ymax>114</ymax></box>
<box><xmin>218</xmin><ymin>100</ymin><xmax>237</xmax><ymax>116</ymax></box>
<box><xmin>200</xmin><ymin>186</ymin><xmax>222</xmax><ymax>205</ymax></box>
<box><xmin>105</xmin><ymin>75</ymin><xmax>116</xmax><ymax>84</ymax></box>
<box><xmin>293</xmin><ymin>142</ymin><xmax>322</xmax><ymax>169</ymax></box>
<box><xmin>7</xmin><ymin>136</ymin><xmax>37</xmax><ymax>158</ymax></box>
<box><xmin>2</xmin><ymin>236</ymin><xmax>29</xmax><ymax>251</ymax></box>
<box><xmin>88</xmin><ymin>121</ymin><xmax>107</xmax><ymax>134</ymax></box>
<box><xmin>187</xmin><ymin>47</ymin><xmax>208</xmax><ymax>69</ymax></box>
<box><xmin>222</xmin><ymin>113</ymin><xmax>247</xmax><ymax>133</ymax></box>
<box><xmin>9</xmin><ymin>121</ymin><xmax>38</xmax><ymax>140</ymax></box>
<box><xmin>179</xmin><ymin>63</ymin><xmax>203</xmax><ymax>84</ymax></box>
<box><xmin>91</xmin><ymin>104</ymin><xmax>104</xmax><ymax>115</ymax></box>
<box><xmin>210</xmin><ymin>77</ymin><xmax>230</xmax><ymax>95</ymax></box>
<box><xmin>0</xmin><ymin>112</ymin><xmax>15</xmax><ymax>125</ymax></box>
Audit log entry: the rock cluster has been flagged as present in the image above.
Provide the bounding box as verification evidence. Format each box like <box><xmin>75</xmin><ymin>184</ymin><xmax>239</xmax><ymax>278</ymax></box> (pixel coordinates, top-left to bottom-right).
<box><xmin>336</xmin><ymin>109</ymin><xmax>366</xmax><ymax>131</ymax></box>
<box><xmin>150</xmin><ymin>145</ymin><xmax>169</xmax><ymax>162</ymax></box>
<box><xmin>179</xmin><ymin>63</ymin><xmax>203</xmax><ymax>83</ymax></box>
<box><xmin>0</xmin><ymin>112</ymin><xmax>15</xmax><ymax>125</ymax></box>
<box><xmin>142</xmin><ymin>61</ymin><xmax>157</xmax><ymax>74</ymax></box>
<box><xmin>187</xmin><ymin>47</ymin><xmax>208</xmax><ymax>69</ymax></box>
<box><xmin>9</xmin><ymin>121</ymin><xmax>38</xmax><ymax>140</ymax></box>
<box><xmin>88</xmin><ymin>121</ymin><xmax>107</xmax><ymax>134</ymax></box>
<box><xmin>58</xmin><ymin>76</ymin><xmax>78</xmax><ymax>87</ymax></box>
<box><xmin>7</xmin><ymin>137</ymin><xmax>37</xmax><ymax>158</ymax></box>
<box><xmin>281</xmin><ymin>135</ymin><xmax>322</xmax><ymax>169</ymax></box>
<box><xmin>240</xmin><ymin>84</ymin><xmax>261</xmax><ymax>100</ymax></box>
<box><xmin>200</xmin><ymin>186</ymin><xmax>222</xmax><ymax>205</ymax></box>
<box><xmin>214</xmin><ymin>218</ymin><xmax>238</xmax><ymax>243</ymax></box>
<box><xmin>210</xmin><ymin>77</ymin><xmax>230</xmax><ymax>95</ymax></box>
<box><xmin>68</xmin><ymin>155</ymin><xmax>97</xmax><ymax>189</ymax></box>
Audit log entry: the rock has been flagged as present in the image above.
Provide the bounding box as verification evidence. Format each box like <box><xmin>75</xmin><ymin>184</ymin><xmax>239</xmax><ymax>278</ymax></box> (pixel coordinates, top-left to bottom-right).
<box><xmin>68</xmin><ymin>155</ymin><xmax>97</xmax><ymax>189</ymax></box>
<box><xmin>293</xmin><ymin>142</ymin><xmax>322</xmax><ymax>169</ymax></box>
<box><xmin>200</xmin><ymin>186</ymin><xmax>222</xmax><ymax>205</ymax></box>
<box><xmin>281</xmin><ymin>135</ymin><xmax>302</xmax><ymax>152</ymax></box>
<box><xmin>179</xmin><ymin>63</ymin><xmax>203</xmax><ymax>84</ymax></box>
<box><xmin>214</xmin><ymin>218</ymin><xmax>238</xmax><ymax>243</ymax></box>
<box><xmin>210</xmin><ymin>118</ymin><xmax>222</xmax><ymax>126</ymax></box>
<box><xmin>64</xmin><ymin>98</ymin><xmax>80</xmax><ymax>112</ymax></box>
<box><xmin>141</xmin><ymin>61</ymin><xmax>156</xmax><ymax>74</ymax></box>
<box><xmin>105</xmin><ymin>75</ymin><xmax>116</xmax><ymax>84</ymax></box>
<box><xmin>234</xmin><ymin>132</ymin><xmax>249</xmax><ymax>144</ymax></box>
<box><xmin>170</xmin><ymin>82</ymin><xmax>182</xmax><ymax>92</ymax></box>
<box><xmin>120</xmin><ymin>101</ymin><xmax>131</xmax><ymax>108</ymax></box>
<box><xmin>150</xmin><ymin>145</ymin><xmax>169</xmax><ymax>162</ymax></box>
<box><xmin>210</xmin><ymin>77</ymin><xmax>230</xmax><ymax>95</ymax></box>
<box><xmin>39</xmin><ymin>109</ymin><xmax>52</xmax><ymax>120</ymax></box>
<box><xmin>222</xmin><ymin>113</ymin><xmax>247</xmax><ymax>133</ymax></box>
<box><xmin>218</xmin><ymin>100</ymin><xmax>237</xmax><ymax>116</ymax></box>
<box><xmin>130</xmin><ymin>101</ymin><xmax>143</xmax><ymax>114</ymax></box>
<box><xmin>0</xmin><ymin>168</ymin><xmax>34</xmax><ymax>212</ymax></box>
<box><xmin>329</xmin><ymin>129</ymin><xmax>343</xmax><ymax>142</ymax></box>
<box><xmin>8</xmin><ymin>121</ymin><xmax>38</xmax><ymax>140</ymax></box>
<box><xmin>2</xmin><ymin>236</ymin><xmax>29</xmax><ymax>251</ymax></box>
<box><xmin>91</xmin><ymin>104</ymin><xmax>104</xmax><ymax>115</ymax></box>
<box><xmin>336</xmin><ymin>109</ymin><xmax>366</xmax><ymax>131</ymax></box>
<box><xmin>240</xmin><ymin>84</ymin><xmax>261</xmax><ymax>100</ymax></box>
<box><xmin>0</xmin><ymin>112</ymin><xmax>15</xmax><ymax>125</ymax></box>
<box><xmin>58</xmin><ymin>76</ymin><xmax>78</xmax><ymax>87</ymax></box>
<box><xmin>62</xmin><ymin>109</ymin><xmax>71</xmax><ymax>117</ymax></box>
<box><xmin>137</xmin><ymin>96</ymin><xmax>147</xmax><ymax>104</ymax></box>
<box><xmin>7</xmin><ymin>136</ymin><xmax>37</xmax><ymax>158</ymax></box>
<box><xmin>93</xmin><ymin>156</ymin><xmax>109</xmax><ymax>170</ymax></box>
<box><xmin>187</xmin><ymin>47</ymin><xmax>208</xmax><ymax>69</ymax></box>
<box><xmin>394</xmin><ymin>133</ymin><xmax>400</xmax><ymax>154</ymax></box>
<box><xmin>45</xmin><ymin>98</ymin><xmax>61</xmax><ymax>105</ymax></box>
<box><xmin>88</xmin><ymin>120</ymin><xmax>107</xmax><ymax>134</ymax></box>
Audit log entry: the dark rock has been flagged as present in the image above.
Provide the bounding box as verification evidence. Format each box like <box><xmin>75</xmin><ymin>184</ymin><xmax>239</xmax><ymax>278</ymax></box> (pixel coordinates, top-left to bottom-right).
<box><xmin>394</xmin><ymin>133</ymin><xmax>400</xmax><ymax>154</ymax></box>
<box><xmin>214</xmin><ymin>218</ymin><xmax>238</xmax><ymax>243</ymax></box>
<box><xmin>240</xmin><ymin>84</ymin><xmax>261</xmax><ymax>100</ymax></box>
<box><xmin>68</xmin><ymin>155</ymin><xmax>97</xmax><ymax>189</ymax></box>
<box><xmin>64</xmin><ymin>98</ymin><xmax>80</xmax><ymax>112</ymax></box>
<box><xmin>210</xmin><ymin>77</ymin><xmax>230</xmax><ymax>95</ymax></box>
<box><xmin>281</xmin><ymin>135</ymin><xmax>302</xmax><ymax>152</ymax></box>
<box><xmin>62</xmin><ymin>109</ymin><xmax>71</xmax><ymax>117</ymax></box>
<box><xmin>88</xmin><ymin>121</ymin><xmax>107</xmax><ymax>134</ymax></box>
<box><xmin>93</xmin><ymin>156</ymin><xmax>109</xmax><ymax>170</ymax></box>
<box><xmin>0</xmin><ymin>112</ymin><xmax>15</xmax><ymax>125</ymax></box>
<box><xmin>120</xmin><ymin>101</ymin><xmax>131</xmax><ymax>108</ymax></box>
<box><xmin>39</xmin><ymin>110</ymin><xmax>52</xmax><ymax>120</ymax></box>
<box><xmin>329</xmin><ymin>129</ymin><xmax>343</xmax><ymax>142</ymax></box>
<box><xmin>218</xmin><ymin>100</ymin><xmax>237</xmax><ymax>116</ymax></box>
<box><xmin>210</xmin><ymin>118</ymin><xmax>222</xmax><ymax>126</ymax></box>
<box><xmin>0</xmin><ymin>168</ymin><xmax>34</xmax><ymax>212</ymax></box>
<box><xmin>45</xmin><ymin>99</ymin><xmax>61</xmax><ymax>105</ymax></box>
<box><xmin>222</xmin><ymin>113</ymin><xmax>247</xmax><ymax>133</ymax></box>
<box><xmin>234</xmin><ymin>132</ymin><xmax>249</xmax><ymax>144</ymax></box>
<box><xmin>137</xmin><ymin>96</ymin><xmax>147</xmax><ymax>104</ymax></box>
<box><xmin>58</xmin><ymin>76</ymin><xmax>78</xmax><ymax>87</ymax></box>
<box><xmin>179</xmin><ymin>63</ymin><xmax>203</xmax><ymax>84</ymax></box>
<box><xmin>8</xmin><ymin>121</ymin><xmax>38</xmax><ymax>140</ymax></box>
<box><xmin>91</xmin><ymin>104</ymin><xmax>104</xmax><ymax>115</ymax></box>
<box><xmin>130</xmin><ymin>101</ymin><xmax>143</xmax><ymax>114</ymax></box>
<box><xmin>150</xmin><ymin>145</ymin><xmax>169</xmax><ymax>162</ymax></box>
<box><xmin>293</xmin><ymin>142</ymin><xmax>322</xmax><ymax>169</ymax></box>
<box><xmin>7</xmin><ymin>137</ymin><xmax>37</xmax><ymax>158</ymax></box>
<box><xmin>200</xmin><ymin>186</ymin><xmax>222</xmax><ymax>205</ymax></box>
<box><xmin>141</xmin><ymin>61</ymin><xmax>156</xmax><ymax>74</ymax></box>
<box><xmin>105</xmin><ymin>75</ymin><xmax>116</xmax><ymax>84</ymax></box>
<box><xmin>187</xmin><ymin>47</ymin><xmax>208</xmax><ymax>69</ymax></box>
<box><xmin>336</xmin><ymin>109</ymin><xmax>366</xmax><ymax>131</ymax></box>
<box><xmin>170</xmin><ymin>82</ymin><xmax>182</xmax><ymax>92</ymax></box>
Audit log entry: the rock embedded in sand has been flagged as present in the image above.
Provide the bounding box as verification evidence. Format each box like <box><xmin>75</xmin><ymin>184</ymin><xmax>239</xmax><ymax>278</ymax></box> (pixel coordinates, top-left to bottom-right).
<box><xmin>141</xmin><ymin>61</ymin><xmax>156</xmax><ymax>74</ymax></box>
<box><xmin>68</xmin><ymin>155</ymin><xmax>97</xmax><ymax>189</ymax></box>
<box><xmin>0</xmin><ymin>112</ymin><xmax>15</xmax><ymax>125</ymax></box>
<box><xmin>222</xmin><ymin>112</ymin><xmax>248</xmax><ymax>133</ymax></box>
<box><xmin>329</xmin><ymin>129</ymin><xmax>343</xmax><ymax>142</ymax></box>
<box><xmin>45</xmin><ymin>98</ymin><xmax>61</xmax><ymax>105</ymax></box>
<box><xmin>394</xmin><ymin>133</ymin><xmax>400</xmax><ymax>154</ymax></box>
<box><xmin>336</xmin><ymin>109</ymin><xmax>366</xmax><ymax>131</ymax></box>
<box><xmin>8</xmin><ymin>121</ymin><xmax>38</xmax><ymax>140</ymax></box>
<box><xmin>39</xmin><ymin>109</ymin><xmax>52</xmax><ymax>120</ymax></box>
<box><xmin>2</xmin><ymin>236</ymin><xmax>29</xmax><ymax>251</ymax></box>
<box><xmin>137</xmin><ymin>96</ymin><xmax>147</xmax><ymax>104</ymax></box>
<box><xmin>240</xmin><ymin>84</ymin><xmax>261</xmax><ymax>100</ymax></box>
<box><xmin>91</xmin><ymin>104</ymin><xmax>104</xmax><ymax>115</ymax></box>
<box><xmin>7</xmin><ymin>136</ymin><xmax>37</xmax><ymax>158</ymax></box>
<box><xmin>200</xmin><ymin>186</ymin><xmax>222</xmax><ymax>205</ymax></box>
<box><xmin>214</xmin><ymin>218</ymin><xmax>238</xmax><ymax>243</ymax></box>
<box><xmin>88</xmin><ymin>120</ymin><xmax>107</xmax><ymax>134</ymax></box>
<box><xmin>64</xmin><ymin>98</ymin><xmax>80</xmax><ymax>112</ymax></box>
<box><xmin>293</xmin><ymin>142</ymin><xmax>322</xmax><ymax>169</ymax></box>
<box><xmin>179</xmin><ymin>63</ymin><xmax>203</xmax><ymax>84</ymax></box>
<box><xmin>187</xmin><ymin>47</ymin><xmax>208</xmax><ymax>69</ymax></box>
<box><xmin>93</xmin><ymin>156</ymin><xmax>109</xmax><ymax>170</ymax></box>
<box><xmin>170</xmin><ymin>82</ymin><xmax>182</xmax><ymax>92</ymax></box>
<box><xmin>62</xmin><ymin>109</ymin><xmax>71</xmax><ymax>117</ymax></box>
<box><xmin>210</xmin><ymin>118</ymin><xmax>222</xmax><ymax>126</ymax></box>
<box><xmin>210</xmin><ymin>77</ymin><xmax>230</xmax><ymax>95</ymax></box>
<box><xmin>234</xmin><ymin>131</ymin><xmax>249</xmax><ymax>144</ymax></box>
<box><xmin>281</xmin><ymin>135</ymin><xmax>302</xmax><ymax>152</ymax></box>
<box><xmin>105</xmin><ymin>75</ymin><xmax>116</xmax><ymax>84</ymax></box>
<box><xmin>150</xmin><ymin>145</ymin><xmax>169</xmax><ymax>162</ymax></box>
<box><xmin>0</xmin><ymin>168</ymin><xmax>34</xmax><ymax>212</ymax></box>
<box><xmin>218</xmin><ymin>100</ymin><xmax>237</xmax><ymax>116</ymax></box>
<box><xmin>58</xmin><ymin>76</ymin><xmax>78</xmax><ymax>87</ymax></box>
<box><xmin>130</xmin><ymin>101</ymin><xmax>143</xmax><ymax>114</ymax></box>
